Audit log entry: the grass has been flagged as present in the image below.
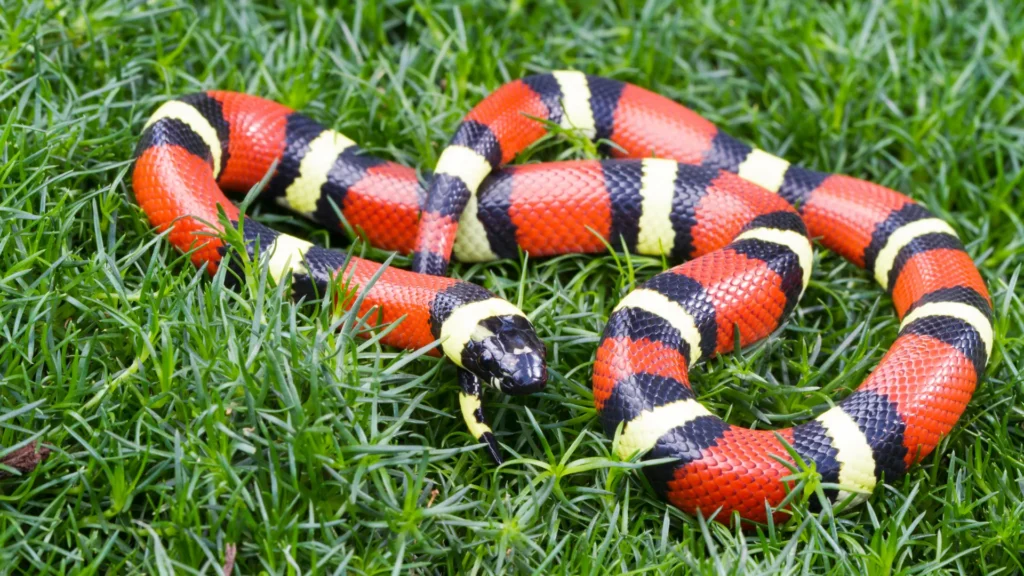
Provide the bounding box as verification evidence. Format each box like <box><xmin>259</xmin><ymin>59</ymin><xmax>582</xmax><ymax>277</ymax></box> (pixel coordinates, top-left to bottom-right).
<box><xmin>2</xmin><ymin>0</ymin><xmax>1023</xmax><ymax>573</ymax></box>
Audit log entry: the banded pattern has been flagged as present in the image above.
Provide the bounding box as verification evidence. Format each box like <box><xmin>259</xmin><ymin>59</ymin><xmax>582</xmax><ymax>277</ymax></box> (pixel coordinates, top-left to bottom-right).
<box><xmin>132</xmin><ymin>78</ymin><xmax>992</xmax><ymax>524</ymax></box>
<box><xmin>412</xmin><ymin>71</ymin><xmax>992</xmax><ymax>523</ymax></box>
<box><xmin>132</xmin><ymin>93</ymin><xmax>548</xmax><ymax>464</ymax></box>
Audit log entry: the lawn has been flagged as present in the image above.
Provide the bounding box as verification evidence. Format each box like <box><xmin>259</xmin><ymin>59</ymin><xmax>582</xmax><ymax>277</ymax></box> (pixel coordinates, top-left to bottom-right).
<box><xmin>2</xmin><ymin>0</ymin><xmax>1023</xmax><ymax>573</ymax></box>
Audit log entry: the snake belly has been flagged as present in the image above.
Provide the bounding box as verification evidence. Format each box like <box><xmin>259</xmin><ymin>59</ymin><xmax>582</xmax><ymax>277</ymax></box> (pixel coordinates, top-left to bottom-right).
<box><xmin>408</xmin><ymin>71</ymin><xmax>993</xmax><ymax>523</ymax></box>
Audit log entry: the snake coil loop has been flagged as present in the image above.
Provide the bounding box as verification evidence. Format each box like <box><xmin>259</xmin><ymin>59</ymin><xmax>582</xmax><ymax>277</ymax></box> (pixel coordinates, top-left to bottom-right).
<box><xmin>133</xmin><ymin>72</ymin><xmax>991</xmax><ymax>524</ymax></box>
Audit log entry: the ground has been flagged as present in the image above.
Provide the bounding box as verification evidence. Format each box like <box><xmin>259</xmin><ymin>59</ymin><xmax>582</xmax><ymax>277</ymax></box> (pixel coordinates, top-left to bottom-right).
<box><xmin>2</xmin><ymin>0</ymin><xmax>1023</xmax><ymax>574</ymax></box>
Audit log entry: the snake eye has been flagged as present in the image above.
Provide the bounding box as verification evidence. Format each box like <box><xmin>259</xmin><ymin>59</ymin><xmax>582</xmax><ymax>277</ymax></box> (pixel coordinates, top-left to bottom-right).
<box><xmin>460</xmin><ymin>315</ymin><xmax>547</xmax><ymax>395</ymax></box>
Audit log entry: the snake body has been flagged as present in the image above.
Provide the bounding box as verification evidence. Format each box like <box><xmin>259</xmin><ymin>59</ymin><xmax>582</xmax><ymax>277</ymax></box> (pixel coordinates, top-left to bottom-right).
<box><xmin>133</xmin><ymin>73</ymin><xmax>992</xmax><ymax>524</ymax></box>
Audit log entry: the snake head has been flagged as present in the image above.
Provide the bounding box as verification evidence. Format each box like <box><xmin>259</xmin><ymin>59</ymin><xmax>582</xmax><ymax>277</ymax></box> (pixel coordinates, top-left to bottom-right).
<box><xmin>459</xmin><ymin>314</ymin><xmax>547</xmax><ymax>395</ymax></box>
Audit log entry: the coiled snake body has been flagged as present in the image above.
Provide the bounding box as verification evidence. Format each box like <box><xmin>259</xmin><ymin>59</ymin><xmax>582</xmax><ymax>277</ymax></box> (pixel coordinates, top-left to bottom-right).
<box><xmin>133</xmin><ymin>72</ymin><xmax>991</xmax><ymax>524</ymax></box>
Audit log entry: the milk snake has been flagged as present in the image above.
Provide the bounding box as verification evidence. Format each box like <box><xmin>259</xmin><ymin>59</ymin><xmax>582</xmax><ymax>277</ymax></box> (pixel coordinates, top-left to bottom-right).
<box><xmin>132</xmin><ymin>71</ymin><xmax>991</xmax><ymax>524</ymax></box>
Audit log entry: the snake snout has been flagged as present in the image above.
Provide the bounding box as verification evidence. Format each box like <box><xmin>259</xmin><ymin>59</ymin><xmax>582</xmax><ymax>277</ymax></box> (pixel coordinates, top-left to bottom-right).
<box><xmin>461</xmin><ymin>315</ymin><xmax>548</xmax><ymax>395</ymax></box>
